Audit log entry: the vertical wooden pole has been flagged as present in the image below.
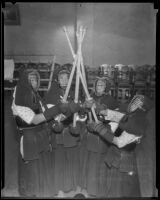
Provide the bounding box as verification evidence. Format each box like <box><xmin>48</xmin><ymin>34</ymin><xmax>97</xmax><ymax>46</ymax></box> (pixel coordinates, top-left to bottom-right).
<box><xmin>73</xmin><ymin>27</ymin><xmax>83</xmax><ymax>127</ymax></box>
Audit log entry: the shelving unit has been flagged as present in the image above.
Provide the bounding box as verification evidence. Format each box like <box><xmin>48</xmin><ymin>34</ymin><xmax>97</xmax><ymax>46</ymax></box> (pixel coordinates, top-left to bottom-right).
<box><xmin>4</xmin><ymin>56</ymin><xmax>56</xmax><ymax>92</ymax></box>
<box><xmin>4</xmin><ymin>58</ymin><xmax>155</xmax><ymax>101</ymax></box>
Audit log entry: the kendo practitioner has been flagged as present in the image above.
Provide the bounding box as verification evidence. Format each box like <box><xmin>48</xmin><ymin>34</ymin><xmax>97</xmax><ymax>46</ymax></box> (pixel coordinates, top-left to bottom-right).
<box><xmin>44</xmin><ymin>65</ymin><xmax>90</xmax><ymax>196</ymax></box>
<box><xmin>89</xmin><ymin>94</ymin><xmax>154</xmax><ymax>197</ymax></box>
<box><xmin>134</xmin><ymin>99</ymin><xmax>156</xmax><ymax>197</ymax></box>
<box><xmin>11</xmin><ymin>68</ymin><xmax>82</xmax><ymax>197</ymax></box>
<box><xmin>84</xmin><ymin>76</ymin><xmax>119</xmax><ymax>197</ymax></box>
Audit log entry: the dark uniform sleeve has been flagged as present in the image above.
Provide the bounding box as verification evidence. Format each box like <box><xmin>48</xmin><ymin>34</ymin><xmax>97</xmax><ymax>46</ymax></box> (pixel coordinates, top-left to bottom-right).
<box><xmin>135</xmin><ymin>107</ymin><xmax>156</xmax><ymax>197</ymax></box>
<box><xmin>119</xmin><ymin>110</ymin><xmax>148</xmax><ymax>136</ymax></box>
<box><xmin>43</xmin><ymin>105</ymin><xmax>61</xmax><ymax>121</ymax></box>
<box><xmin>43</xmin><ymin>101</ymin><xmax>82</xmax><ymax>121</ymax></box>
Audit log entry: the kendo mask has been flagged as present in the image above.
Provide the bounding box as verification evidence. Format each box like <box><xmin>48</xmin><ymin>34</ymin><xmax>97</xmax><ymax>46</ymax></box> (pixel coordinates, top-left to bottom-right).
<box><xmin>95</xmin><ymin>77</ymin><xmax>111</xmax><ymax>96</ymax></box>
<box><xmin>127</xmin><ymin>94</ymin><xmax>153</xmax><ymax>113</ymax></box>
<box><xmin>57</xmin><ymin>69</ymin><xmax>70</xmax><ymax>89</ymax></box>
<box><xmin>28</xmin><ymin>70</ymin><xmax>40</xmax><ymax>91</ymax></box>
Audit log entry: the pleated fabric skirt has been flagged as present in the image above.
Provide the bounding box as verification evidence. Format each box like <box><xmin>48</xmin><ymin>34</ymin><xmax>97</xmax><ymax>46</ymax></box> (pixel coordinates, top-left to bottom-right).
<box><xmin>18</xmin><ymin>150</ymin><xmax>55</xmax><ymax>197</ymax></box>
<box><xmin>86</xmin><ymin>151</ymin><xmax>108</xmax><ymax>197</ymax></box>
<box><xmin>54</xmin><ymin>144</ymin><xmax>65</xmax><ymax>194</ymax></box>
<box><xmin>54</xmin><ymin>144</ymin><xmax>81</xmax><ymax>193</ymax></box>
<box><xmin>62</xmin><ymin>123</ymin><xmax>86</xmax><ymax>192</ymax></box>
<box><xmin>63</xmin><ymin>146</ymin><xmax>80</xmax><ymax>192</ymax></box>
<box><xmin>105</xmin><ymin>166</ymin><xmax>141</xmax><ymax>197</ymax></box>
<box><xmin>54</xmin><ymin>129</ymin><xmax>81</xmax><ymax>193</ymax></box>
<box><xmin>78</xmin><ymin>134</ymin><xmax>88</xmax><ymax>190</ymax></box>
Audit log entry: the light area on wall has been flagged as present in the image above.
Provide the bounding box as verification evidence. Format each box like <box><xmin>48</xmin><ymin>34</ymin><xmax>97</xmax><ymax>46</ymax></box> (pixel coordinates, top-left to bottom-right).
<box><xmin>91</xmin><ymin>3</ymin><xmax>156</xmax><ymax>66</ymax></box>
<box><xmin>74</xmin><ymin>3</ymin><xmax>156</xmax><ymax>67</ymax></box>
<box><xmin>92</xmin><ymin>31</ymin><xmax>156</xmax><ymax>66</ymax></box>
<box><xmin>53</xmin><ymin>25</ymin><xmax>75</xmax><ymax>64</ymax></box>
<box><xmin>4</xmin><ymin>3</ymin><xmax>156</xmax><ymax>66</ymax></box>
<box><xmin>4</xmin><ymin>2</ymin><xmax>76</xmax><ymax>64</ymax></box>
<box><xmin>76</xmin><ymin>3</ymin><xmax>95</xmax><ymax>67</ymax></box>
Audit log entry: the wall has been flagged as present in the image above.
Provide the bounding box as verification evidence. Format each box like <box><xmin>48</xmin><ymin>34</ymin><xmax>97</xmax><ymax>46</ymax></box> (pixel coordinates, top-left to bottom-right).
<box><xmin>76</xmin><ymin>3</ymin><xmax>95</xmax><ymax>67</ymax></box>
<box><xmin>4</xmin><ymin>3</ymin><xmax>156</xmax><ymax>66</ymax></box>
<box><xmin>77</xmin><ymin>3</ymin><xmax>156</xmax><ymax>67</ymax></box>
<box><xmin>4</xmin><ymin>3</ymin><xmax>76</xmax><ymax>64</ymax></box>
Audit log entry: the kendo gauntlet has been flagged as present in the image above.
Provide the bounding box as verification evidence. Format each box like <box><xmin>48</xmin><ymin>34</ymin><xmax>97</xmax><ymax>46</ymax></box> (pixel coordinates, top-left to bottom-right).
<box><xmin>92</xmin><ymin>122</ymin><xmax>114</xmax><ymax>143</ymax></box>
<box><xmin>59</xmin><ymin>101</ymin><xmax>82</xmax><ymax>117</ymax></box>
<box><xmin>95</xmin><ymin>103</ymin><xmax>107</xmax><ymax>115</ymax></box>
<box><xmin>87</xmin><ymin>121</ymin><xmax>106</xmax><ymax>134</ymax></box>
<box><xmin>43</xmin><ymin>105</ymin><xmax>61</xmax><ymax>121</ymax></box>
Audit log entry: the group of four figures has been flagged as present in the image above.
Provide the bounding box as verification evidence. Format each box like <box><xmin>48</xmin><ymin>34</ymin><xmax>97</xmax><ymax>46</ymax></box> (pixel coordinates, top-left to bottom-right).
<box><xmin>11</xmin><ymin>65</ymin><xmax>155</xmax><ymax>197</ymax></box>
